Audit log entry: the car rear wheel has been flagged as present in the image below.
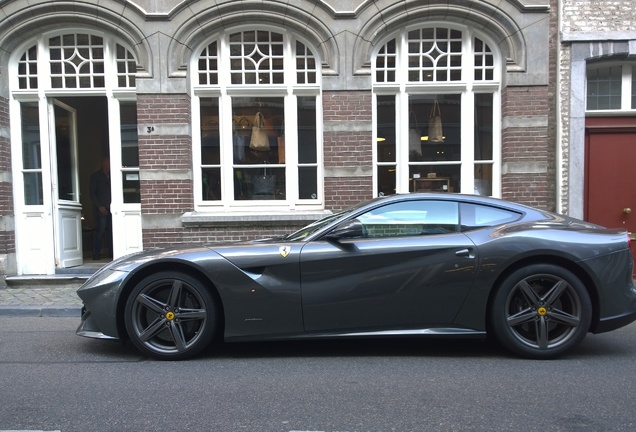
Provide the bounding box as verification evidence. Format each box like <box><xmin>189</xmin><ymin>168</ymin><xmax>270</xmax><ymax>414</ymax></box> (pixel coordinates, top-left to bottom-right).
<box><xmin>490</xmin><ymin>264</ymin><xmax>592</xmax><ymax>359</ymax></box>
<box><xmin>124</xmin><ymin>271</ymin><xmax>218</xmax><ymax>360</ymax></box>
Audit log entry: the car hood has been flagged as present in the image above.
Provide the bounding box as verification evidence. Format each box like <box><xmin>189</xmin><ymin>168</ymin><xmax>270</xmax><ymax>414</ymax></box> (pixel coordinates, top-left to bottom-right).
<box><xmin>104</xmin><ymin>237</ymin><xmax>290</xmax><ymax>272</ymax></box>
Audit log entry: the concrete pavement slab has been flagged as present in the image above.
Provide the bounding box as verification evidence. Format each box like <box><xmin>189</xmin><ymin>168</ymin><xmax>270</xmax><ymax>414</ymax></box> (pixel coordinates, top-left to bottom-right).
<box><xmin>0</xmin><ymin>286</ymin><xmax>82</xmax><ymax>317</ymax></box>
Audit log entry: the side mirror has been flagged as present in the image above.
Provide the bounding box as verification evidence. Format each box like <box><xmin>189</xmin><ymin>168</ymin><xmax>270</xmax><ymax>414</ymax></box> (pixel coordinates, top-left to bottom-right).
<box><xmin>324</xmin><ymin>219</ymin><xmax>365</xmax><ymax>241</ymax></box>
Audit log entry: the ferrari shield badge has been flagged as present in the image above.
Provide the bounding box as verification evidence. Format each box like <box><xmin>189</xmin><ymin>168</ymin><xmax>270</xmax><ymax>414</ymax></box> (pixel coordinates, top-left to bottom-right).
<box><xmin>279</xmin><ymin>246</ymin><xmax>291</xmax><ymax>258</ymax></box>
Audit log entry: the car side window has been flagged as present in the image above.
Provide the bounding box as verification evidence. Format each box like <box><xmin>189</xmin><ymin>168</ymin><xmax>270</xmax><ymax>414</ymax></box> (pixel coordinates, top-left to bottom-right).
<box><xmin>357</xmin><ymin>200</ymin><xmax>459</xmax><ymax>238</ymax></box>
<box><xmin>460</xmin><ymin>203</ymin><xmax>521</xmax><ymax>232</ymax></box>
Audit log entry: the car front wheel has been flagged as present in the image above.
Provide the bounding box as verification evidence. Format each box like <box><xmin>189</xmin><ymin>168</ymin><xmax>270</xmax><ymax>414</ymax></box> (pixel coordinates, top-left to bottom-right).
<box><xmin>124</xmin><ymin>271</ymin><xmax>218</xmax><ymax>360</ymax></box>
<box><xmin>490</xmin><ymin>264</ymin><xmax>592</xmax><ymax>359</ymax></box>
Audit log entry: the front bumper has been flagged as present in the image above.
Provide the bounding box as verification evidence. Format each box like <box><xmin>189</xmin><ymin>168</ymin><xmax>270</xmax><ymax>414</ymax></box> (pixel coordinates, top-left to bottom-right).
<box><xmin>77</xmin><ymin>306</ymin><xmax>119</xmax><ymax>340</ymax></box>
<box><xmin>75</xmin><ymin>267</ymin><xmax>129</xmax><ymax>340</ymax></box>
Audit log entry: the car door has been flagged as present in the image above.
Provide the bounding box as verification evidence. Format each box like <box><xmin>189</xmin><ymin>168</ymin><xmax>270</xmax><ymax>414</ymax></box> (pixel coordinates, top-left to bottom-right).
<box><xmin>299</xmin><ymin>199</ymin><xmax>479</xmax><ymax>333</ymax></box>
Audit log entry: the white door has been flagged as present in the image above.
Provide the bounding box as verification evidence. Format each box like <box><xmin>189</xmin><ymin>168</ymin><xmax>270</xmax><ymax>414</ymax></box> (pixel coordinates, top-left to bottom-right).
<box><xmin>109</xmin><ymin>98</ymin><xmax>143</xmax><ymax>258</ymax></box>
<box><xmin>50</xmin><ymin>99</ymin><xmax>83</xmax><ymax>268</ymax></box>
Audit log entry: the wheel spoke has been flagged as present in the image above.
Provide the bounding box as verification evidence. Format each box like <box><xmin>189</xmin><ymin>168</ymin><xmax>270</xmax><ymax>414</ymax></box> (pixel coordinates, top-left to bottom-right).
<box><xmin>536</xmin><ymin>317</ymin><xmax>549</xmax><ymax>349</ymax></box>
<box><xmin>507</xmin><ymin>308</ymin><xmax>536</xmax><ymax>327</ymax></box>
<box><xmin>167</xmin><ymin>280</ymin><xmax>183</xmax><ymax>309</ymax></box>
<box><xmin>518</xmin><ymin>280</ymin><xmax>541</xmax><ymax>307</ymax></box>
<box><xmin>138</xmin><ymin>317</ymin><xmax>167</xmax><ymax>342</ymax></box>
<box><xmin>176</xmin><ymin>308</ymin><xmax>207</xmax><ymax>321</ymax></box>
<box><xmin>548</xmin><ymin>308</ymin><xmax>581</xmax><ymax>327</ymax></box>
<box><xmin>168</xmin><ymin>322</ymin><xmax>187</xmax><ymax>352</ymax></box>
<box><xmin>137</xmin><ymin>293</ymin><xmax>166</xmax><ymax>314</ymax></box>
<box><xmin>543</xmin><ymin>280</ymin><xmax>567</xmax><ymax>307</ymax></box>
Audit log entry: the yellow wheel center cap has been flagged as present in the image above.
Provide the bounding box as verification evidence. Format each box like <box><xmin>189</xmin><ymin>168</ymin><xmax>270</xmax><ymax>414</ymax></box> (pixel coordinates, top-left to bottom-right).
<box><xmin>537</xmin><ymin>307</ymin><xmax>547</xmax><ymax>316</ymax></box>
<box><xmin>165</xmin><ymin>311</ymin><xmax>175</xmax><ymax>321</ymax></box>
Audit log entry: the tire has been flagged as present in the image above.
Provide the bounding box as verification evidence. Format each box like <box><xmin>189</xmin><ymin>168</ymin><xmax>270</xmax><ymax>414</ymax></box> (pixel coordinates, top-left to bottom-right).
<box><xmin>124</xmin><ymin>271</ymin><xmax>219</xmax><ymax>360</ymax></box>
<box><xmin>490</xmin><ymin>264</ymin><xmax>592</xmax><ymax>359</ymax></box>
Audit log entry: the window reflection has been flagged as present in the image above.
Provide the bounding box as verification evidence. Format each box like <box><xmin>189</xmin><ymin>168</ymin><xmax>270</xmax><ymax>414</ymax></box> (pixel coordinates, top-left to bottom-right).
<box><xmin>200</xmin><ymin>98</ymin><xmax>221</xmax><ymax>200</ymax></box>
<box><xmin>409</xmin><ymin>95</ymin><xmax>461</xmax><ymax>194</ymax></box>
<box><xmin>358</xmin><ymin>200</ymin><xmax>459</xmax><ymax>238</ymax></box>
<box><xmin>21</xmin><ymin>102</ymin><xmax>43</xmax><ymax>205</ymax></box>
<box><xmin>410</xmin><ymin>165</ymin><xmax>460</xmax><ymax>194</ymax></box>
<box><xmin>409</xmin><ymin>95</ymin><xmax>461</xmax><ymax>162</ymax></box>
<box><xmin>232</xmin><ymin>97</ymin><xmax>285</xmax><ymax>200</ymax></box>
<box><xmin>298</xmin><ymin>96</ymin><xmax>318</xmax><ymax>199</ymax></box>
<box><xmin>120</xmin><ymin>101</ymin><xmax>140</xmax><ymax>203</ymax></box>
<box><xmin>587</xmin><ymin>66</ymin><xmax>622</xmax><ymax>110</ymax></box>
<box><xmin>376</xmin><ymin>95</ymin><xmax>396</xmax><ymax>197</ymax></box>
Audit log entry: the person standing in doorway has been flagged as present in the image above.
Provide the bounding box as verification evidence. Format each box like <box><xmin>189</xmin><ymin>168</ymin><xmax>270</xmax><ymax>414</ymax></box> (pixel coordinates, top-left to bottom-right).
<box><xmin>90</xmin><ymin>156</ymin><xmax>111</xmax><ymax>260</ymax></box>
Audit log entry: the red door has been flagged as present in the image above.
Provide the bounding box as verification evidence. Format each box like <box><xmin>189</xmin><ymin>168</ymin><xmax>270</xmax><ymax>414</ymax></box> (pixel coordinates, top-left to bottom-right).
<box><xmin>585</xmin><ymin>117</ymin><xmax>636</xmax><ymax>272</ymax></box>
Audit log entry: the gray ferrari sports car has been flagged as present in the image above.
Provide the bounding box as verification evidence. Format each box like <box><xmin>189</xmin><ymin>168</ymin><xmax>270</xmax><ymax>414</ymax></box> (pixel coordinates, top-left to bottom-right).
<box><xmin>76</xmin><ymin>193</ymin><xmax>636</xmax><ymax>360</ymax></box>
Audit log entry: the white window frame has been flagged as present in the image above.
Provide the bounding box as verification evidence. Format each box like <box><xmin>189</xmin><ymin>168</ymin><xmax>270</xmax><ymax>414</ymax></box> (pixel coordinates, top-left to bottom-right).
<box><xmin>372</xmin><ymin>23</ymin><xmax>502</xmax><ymax>198</ymax></box>
<box><xmin>586</xmin><ymin>62</ymin><xmax>636</xmax><ymax>115</ymax></box>
<box><xmin>191</xmin><ymin>27</ymin><xmax>324</xmax><ymax>212</ymax></box>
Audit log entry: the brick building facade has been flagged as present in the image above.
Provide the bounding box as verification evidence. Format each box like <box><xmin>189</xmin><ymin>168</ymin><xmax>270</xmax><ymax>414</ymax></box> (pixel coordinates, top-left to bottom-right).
<box><xmin>0</xmin><ymin>0</ymin><xmax>556</xmax><ymax>277</ymax></box>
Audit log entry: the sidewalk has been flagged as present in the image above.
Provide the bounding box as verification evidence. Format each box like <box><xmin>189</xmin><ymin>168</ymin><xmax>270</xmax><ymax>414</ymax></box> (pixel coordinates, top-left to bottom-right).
<box><xmin>0</xmin><ymin>260</ymin><xmax>107</xmax><ymax>317</ymax></box>
<box><xmin>0</xmin><ymin>278</ymin><xmax>86</xmax><ymax>317</ymax></box>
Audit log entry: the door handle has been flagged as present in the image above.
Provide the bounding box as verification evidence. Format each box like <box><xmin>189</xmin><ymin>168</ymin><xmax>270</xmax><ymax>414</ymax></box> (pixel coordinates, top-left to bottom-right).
<box><xmin>624</xmin><ymin>208</ymin><xmax>632</xmax><ymax>214</ymax></box>
<box><xmin>455</xmin><ymin>248</ymin><xmax>475</xmax><ymax>258</ymax></box>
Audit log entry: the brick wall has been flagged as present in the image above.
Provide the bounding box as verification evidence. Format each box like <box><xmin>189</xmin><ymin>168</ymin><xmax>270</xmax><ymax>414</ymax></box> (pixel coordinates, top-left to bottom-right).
<box><xmin>0</xmin><ymin>96</ymin><xmax>15</xmax><ymax>268</ymax></box>
<box><xmin>137</xmin><ymin>94</ymin><xmax>193</xmax><ymax>246</ymax></box>
<box><xmin>561</xmin><ymin>1</ymin><xmax>636</xmax><ymax>32</ymax></box>
<box><xmin>501</xmin><ymin>87</ymin><xmax>551</xmax><ymax>208</ymax></box>
<box><xmin>144</xmin><ymin>224</ymin><xmax>309</xmax><ymax>246</ymax></box>
<box><xmin>546</xmin><ymin>0</ymin><xmax>559</xmax><ymax>212</ymax></box>
<box><xmin>323</xmin><ymin>91</ymin><xmax>373</xmax><ymax>211</ymax></box>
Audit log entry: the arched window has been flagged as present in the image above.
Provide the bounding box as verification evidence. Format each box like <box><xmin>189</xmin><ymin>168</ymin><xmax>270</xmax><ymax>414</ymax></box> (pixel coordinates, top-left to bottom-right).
<box><xmin>373</xmin><ymin>26</ymin><xmax>501</xmax><ymax>197</ymax></box>
<box><xmin>16</xmin><ymin>34</ymin><xmax>136</xmax><ymax>91</ymax></box>
<box><xmin>193</xmin><ymin>29</ymin><xmax>321</xmax><ymax>209</ymax></box>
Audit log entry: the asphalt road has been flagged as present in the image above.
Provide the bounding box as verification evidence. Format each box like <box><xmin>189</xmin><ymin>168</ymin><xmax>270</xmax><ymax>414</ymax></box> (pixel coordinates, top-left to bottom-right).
<box><xmin>1</xmin><ymin>317</ymin><xmax>636</xmax><ymax>432</ymax></box>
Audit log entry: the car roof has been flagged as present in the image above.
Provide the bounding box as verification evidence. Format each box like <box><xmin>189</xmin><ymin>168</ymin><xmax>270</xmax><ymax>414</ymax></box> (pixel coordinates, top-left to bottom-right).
<box><xmin>377</xmin><ymin>193</ymin><xmax>538</xmax><ymax>213</ymax></box>
<box><xmin>303</xmin><ymin>193</ymin><xmax>547</xmax><ymax>241</ymax></box>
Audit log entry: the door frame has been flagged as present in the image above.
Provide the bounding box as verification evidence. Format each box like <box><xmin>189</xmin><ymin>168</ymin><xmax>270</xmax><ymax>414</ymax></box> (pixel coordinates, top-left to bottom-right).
<box><xmin>11</xmin><ymin>94</ymin><xmax>143</xmax><ymax>275</ymax></box>
<box><xmin>584</xmin><ymin>116</ymin><xmax>636</xmax><ymax>219</ymax></box>
<box><xmin>584</xmin><ymin>116</ymin><xmax>636</xmax><ymax>272</ymax></box>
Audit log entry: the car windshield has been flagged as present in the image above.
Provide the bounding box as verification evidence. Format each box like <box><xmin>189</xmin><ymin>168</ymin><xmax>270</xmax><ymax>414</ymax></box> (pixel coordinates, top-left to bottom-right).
<box><xmin>285</xmin><ymin>196</ymin><xmax>387</xmax><ymax>241</ymax></box>
<box><xmin>285</xmin><ymin>210</ymin><xmax>348</xmax><ymax>241</ymax></box>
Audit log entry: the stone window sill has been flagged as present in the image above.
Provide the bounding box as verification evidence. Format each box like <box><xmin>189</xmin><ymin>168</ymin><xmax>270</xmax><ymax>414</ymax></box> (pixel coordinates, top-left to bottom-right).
<box><xmin>181</xmin><ymin>211</ymin><xmax>331</xmax><ymax>227</ymax></box>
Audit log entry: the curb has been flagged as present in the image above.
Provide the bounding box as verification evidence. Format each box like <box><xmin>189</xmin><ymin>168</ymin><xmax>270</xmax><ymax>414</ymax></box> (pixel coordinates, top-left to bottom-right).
<box><xmin>0</xmin><ymin>305</ymin><xmax>82</xmax><ymax>317</ymax></box>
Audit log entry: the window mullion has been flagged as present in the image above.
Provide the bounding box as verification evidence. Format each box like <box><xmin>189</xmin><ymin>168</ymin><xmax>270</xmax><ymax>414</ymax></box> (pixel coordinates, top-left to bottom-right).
<box><xmin>398</xmin><ymin>92</ymin><xmax>410</xmax><ymax>193</ymax></box>
<box><xmin>221</xmin><ymin>94</ymin><xmax>234</xmax><ymax>206</ymax></box>
<box><xmin>284</xmin><ymin>32</ymin><xmax>297</xmax><ymax>205</ymax></box>
<box><xmin>218</xmin><ymin>33</ymin><xmax>234</xmax><ymax>207</ymax></box>
<box><xmin>491</xmin><ymin>91</ymin><xmax>502</xmax><ymax>197</ymax></box>
<box><xmin>622</xmin><ymin>64</ymin><xmax>632</xmax><ymax>110</ymax></box>
<box><xmin>460</xmin><ymin>89</ymin><xmax>474</xmax><ymax>194</ymax></box>
<box><xmin>396</xmin><ymin>32</ymin><xmax>409</xmax><ymax>194</ymax></box>
<box><xmin>286</xmin><ymin>93</ymin><xmax>298</xmax><ymax>205</ymax></box>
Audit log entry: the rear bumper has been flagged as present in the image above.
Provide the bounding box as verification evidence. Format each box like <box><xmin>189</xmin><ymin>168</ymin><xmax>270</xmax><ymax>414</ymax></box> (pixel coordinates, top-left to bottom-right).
<box><xmin>593</xmin><ymin>304</ymin><xmax>636</xmax><ymax>333</ymax></box>
<box><xmin>592</xmin><ymin>279</ymin><xmax>636</xmax><ymax>333</ymax></box>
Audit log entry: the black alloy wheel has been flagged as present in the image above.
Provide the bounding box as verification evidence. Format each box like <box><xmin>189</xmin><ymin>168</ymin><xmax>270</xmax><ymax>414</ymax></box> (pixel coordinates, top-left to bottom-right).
<box><xmin>124</xmin><ymin>271</ymin><xmax>218</xmax><ymax>360</ymax></box>
<box><xmin>490</xmin><ymin>264</ymin><xmax>592</xmax><ymax>359</ymax></box>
